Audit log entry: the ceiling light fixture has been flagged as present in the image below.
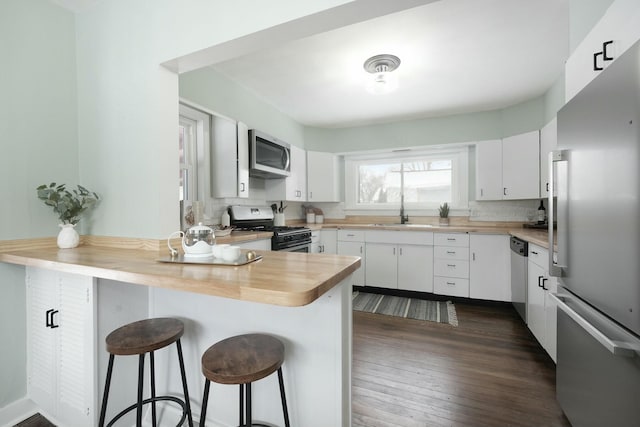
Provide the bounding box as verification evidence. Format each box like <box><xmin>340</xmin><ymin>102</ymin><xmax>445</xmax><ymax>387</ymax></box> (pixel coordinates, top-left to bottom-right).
<box><xmin>363</xmin><ymin>54</ymin><xmax>401</xmax><ymax>95</ymax></box>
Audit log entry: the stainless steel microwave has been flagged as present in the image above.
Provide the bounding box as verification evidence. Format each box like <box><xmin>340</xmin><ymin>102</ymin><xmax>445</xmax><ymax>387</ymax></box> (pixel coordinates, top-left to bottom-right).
<box><xmin>249</xmin><ymin>129</ymin><xmax>291</xmax><ymax>179</ymax></box>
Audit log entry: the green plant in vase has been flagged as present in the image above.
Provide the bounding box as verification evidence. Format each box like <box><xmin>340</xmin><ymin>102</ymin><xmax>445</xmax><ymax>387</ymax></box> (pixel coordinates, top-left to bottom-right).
<box><xmin>36</xmin><ymin>183</ymin><xmax>100</xmax><ymax>248</ymax></box>
<box><xmin>438</xmin><ymin>202</ymin><xmax>450</xmax><ymax>225</ymax></box>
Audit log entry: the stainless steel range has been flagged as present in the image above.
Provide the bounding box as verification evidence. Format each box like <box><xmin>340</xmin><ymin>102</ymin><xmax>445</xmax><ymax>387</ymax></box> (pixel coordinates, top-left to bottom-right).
<box><xmin>228</xmin><ymin>205</ymin><xmax>312</xmax><ymax>252</ymax></box>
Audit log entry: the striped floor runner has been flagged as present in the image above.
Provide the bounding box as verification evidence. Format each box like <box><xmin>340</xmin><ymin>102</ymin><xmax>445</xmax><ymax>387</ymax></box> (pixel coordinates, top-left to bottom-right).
<box><xmin>353</xmin><ymin>292</ymin><xmax>458</xmax><ymax>326</ymax></box>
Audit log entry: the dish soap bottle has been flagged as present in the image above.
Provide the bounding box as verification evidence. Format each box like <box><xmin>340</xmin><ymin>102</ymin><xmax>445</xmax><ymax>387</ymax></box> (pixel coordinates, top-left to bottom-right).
<box><xmin>221</xmin><ymin>208</ymin><xmax>230</xmax><ymax>228</ymax></box>
<box><xmin>537</xmin><ymin>200</ymin><xmax>546</xmax><ymax>224</ymax></box>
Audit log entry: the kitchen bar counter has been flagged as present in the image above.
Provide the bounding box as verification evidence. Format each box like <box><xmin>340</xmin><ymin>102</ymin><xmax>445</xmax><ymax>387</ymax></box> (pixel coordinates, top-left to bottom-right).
<box><xmin>0</xmin><ymin>241</ymin><xmax>360</xmax><ymax>307</ymax></box>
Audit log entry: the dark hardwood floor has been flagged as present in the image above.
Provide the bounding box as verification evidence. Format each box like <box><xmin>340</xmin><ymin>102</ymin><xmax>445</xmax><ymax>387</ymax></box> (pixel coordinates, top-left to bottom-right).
<box><xmin>352</xmin><ymin>301</ymin><xmax>571</xmax><ymax>427</ymax></box>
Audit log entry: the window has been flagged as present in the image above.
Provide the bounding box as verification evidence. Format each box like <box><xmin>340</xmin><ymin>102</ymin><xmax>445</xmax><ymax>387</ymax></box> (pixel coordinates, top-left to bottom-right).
<box><xmin>345</xmin><ymin>148</ymin><xmax>468</xmax><ymax>211</ymax></box>
<box><xmin>179</xmin><ymin>103</ymin><xmax>210</xmax><ymax>202</ymax></box>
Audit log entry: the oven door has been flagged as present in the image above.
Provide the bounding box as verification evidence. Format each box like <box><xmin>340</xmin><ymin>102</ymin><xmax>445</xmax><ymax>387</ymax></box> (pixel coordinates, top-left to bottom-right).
<box><xmin>276</xmin><ymin>242</ymin><xmax>310</xmax><ymax>253</ymax></box>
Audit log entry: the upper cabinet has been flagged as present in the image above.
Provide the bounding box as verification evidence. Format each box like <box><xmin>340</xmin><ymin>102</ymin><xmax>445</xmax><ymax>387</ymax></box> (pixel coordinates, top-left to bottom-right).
<box><xmin>210</xmin><ymin>118</ymin><xmax>249</xmax><ymax>198</ymax></box>
<box><xmin>265</xmin><ymin>144</ymin><xmax>307</xmax><ymax>201</ymax></box>
<box><xmin>539</xmin><ymin>117</ymin><xmax>557</xmax><ymax>198</ymax></box>
<box><xmin>476</xmin><ymin>130</ymin><xmax>540</xmax><ymax>201</ymax></box>
<box><xmin>565</xmin><ymin>0</ymin><xmax>640</xmax><ymax>102</ymax></box>
<box><xmin>307</xmin><ymin>151</ymin><xmax>340</xmax><ymax>202</ymax></box>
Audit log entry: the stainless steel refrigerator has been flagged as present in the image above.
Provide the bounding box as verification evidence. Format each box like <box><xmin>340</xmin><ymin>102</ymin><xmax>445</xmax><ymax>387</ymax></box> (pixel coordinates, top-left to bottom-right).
<box><xmin>549</xmin><ymin>39</ymin><xmax>640</xmax><ymax>427</ymax></box>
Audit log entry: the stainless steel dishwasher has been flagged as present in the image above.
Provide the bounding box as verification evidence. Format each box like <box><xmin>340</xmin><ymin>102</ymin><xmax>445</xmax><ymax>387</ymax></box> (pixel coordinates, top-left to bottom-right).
<box><xmin>510</xmin><ymin>236</ymin><xmax>528</xmax><ymax>322</ymax></box>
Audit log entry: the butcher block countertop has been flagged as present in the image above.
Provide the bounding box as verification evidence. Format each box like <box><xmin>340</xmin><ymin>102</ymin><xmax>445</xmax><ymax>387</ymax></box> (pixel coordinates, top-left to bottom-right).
<box><xmin>0</xmin><ymin>239</ymin><xmax>361</xmax><ymax>307</ymax></box>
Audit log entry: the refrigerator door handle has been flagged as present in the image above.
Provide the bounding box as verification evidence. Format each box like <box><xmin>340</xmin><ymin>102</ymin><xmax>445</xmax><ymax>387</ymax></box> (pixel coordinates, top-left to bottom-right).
<box><xmin>548</xmin><ymin>150</ymin><xmax>567</xmax><ymax>277</ymax></box>
<box><xmin>551</xmin><ymin>292</ymin><xmax>639</xmax><ymax>357</ymax></box>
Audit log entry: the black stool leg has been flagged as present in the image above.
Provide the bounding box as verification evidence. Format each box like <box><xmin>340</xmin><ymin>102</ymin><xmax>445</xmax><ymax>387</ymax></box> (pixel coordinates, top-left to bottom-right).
<box><xmin>277</xmin><ymin>368</ymin><xmax>291</xmax><ymax>427</ymax></box>
<box><xmin>246</xmin><ymin>382</ymin><xmax>252</xmax><ymax>427</ymax></box>
<box><xmin>99</xmin><ymin>354</ymin><xmax>115</xmax><ymax>427</ymax></box>
<box><xmin>137</xmin><ymin>353</ymin><xmax>145</xmax><ymax>427</ymax></box>
<box><xmin>200</xmin><ymin>380</ymin><xmax>210</xmax><ymax>427</ymax></box>
<box><xmin>150</xmin><ymin>351</ymin><xmax>157</xmax><ymax>427</ymax></box>
<box><xmin>176</xmin><ymin>339</ymin><xmax>194</xmax><ymax>427</ymax></box>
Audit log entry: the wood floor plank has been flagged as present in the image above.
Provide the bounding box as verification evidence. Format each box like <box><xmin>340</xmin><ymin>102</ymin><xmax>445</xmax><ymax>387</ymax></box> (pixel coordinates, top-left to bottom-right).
<box><xmin>352</xmin><ymin>301</ymin><xmax>571</xmax><ymax>427</ymax></box>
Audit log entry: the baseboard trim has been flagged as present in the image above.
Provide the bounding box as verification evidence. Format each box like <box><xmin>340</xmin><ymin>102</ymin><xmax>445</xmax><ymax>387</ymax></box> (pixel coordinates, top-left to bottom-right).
<box><xmin>0</xmin><ymin>398</ymin><xmax>37</xmax><ymax>427</ymax></box>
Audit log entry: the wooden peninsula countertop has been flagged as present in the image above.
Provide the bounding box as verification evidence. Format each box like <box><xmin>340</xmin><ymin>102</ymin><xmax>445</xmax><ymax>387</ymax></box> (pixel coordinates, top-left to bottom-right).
<box><xmin>0</xmin><ymin>241</ymin><xmax>361</xmax><ymax>307</ymax></box>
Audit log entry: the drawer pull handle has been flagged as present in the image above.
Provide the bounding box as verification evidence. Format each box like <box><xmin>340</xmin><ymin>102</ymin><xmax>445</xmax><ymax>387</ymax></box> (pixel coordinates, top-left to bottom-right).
<box><xmin>446</xmin><ymin>282</ymin><xmax>456</xmax><ymax>286</ymax></box>
<box><xmin>447</xmin><ymin>264</ymin><xmax>456</xmax><ymax>268</ymax></box>
<box><xmin>446</xmin><ymin>251</ymin><xmax>456</xmax><ymax>254</ymax></box>
<box><xmin>531</xmin><ymin>251</ymin><xmax>538</xmax><ymax>255</ymax></box>
<box><xmin>447</xmin><ymin>238</ymin><xmax>456</xmax><ymax>241</ymax></box>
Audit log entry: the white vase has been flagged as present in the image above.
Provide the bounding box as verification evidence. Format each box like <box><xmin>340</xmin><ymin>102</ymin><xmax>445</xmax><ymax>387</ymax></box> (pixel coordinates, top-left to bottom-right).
<box><xmin>57</xmin><ymin>223</ymin><xmax>80</xmax><ymax>249</ymax></box>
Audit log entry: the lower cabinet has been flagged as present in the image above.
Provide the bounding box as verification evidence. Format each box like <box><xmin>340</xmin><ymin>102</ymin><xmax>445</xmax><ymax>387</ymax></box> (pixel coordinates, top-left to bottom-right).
<box><xmin>469</xmin><ymin>234</ymin><xmax>511</xmax><ymax>301</ymax></box>
<box><xmin>527</xmin><ymin>244</ymin><xmax>557</xmax><ymax>362</ymax></box>
<box><xmin>433</xmin><ymin>232</ymin><xmax>470</xmax><ymax>297</ymax></box>
<box><xmin>26</xmin><ymin>267</ymin><xmax>96</xmax><ymax>427</ymax></box>
<box><xmin>319</xmin><ymin>229</ymin><xmax>337</xmax><ymax>254</ymax></box>
<box><xmin>337</xmin><ymin>229</ymin><xmax>366</xmax><ymax>286</ymax></box>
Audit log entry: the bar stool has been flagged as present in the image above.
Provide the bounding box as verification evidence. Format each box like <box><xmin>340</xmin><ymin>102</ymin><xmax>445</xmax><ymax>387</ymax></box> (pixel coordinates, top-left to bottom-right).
<box><xmin>98</xmin><ymin>318</ymin><xmax>194</xmax><ymax>427</ymax></box>
<box><xmin>199</xmin><ymin>333</ymin><xmax>290</xmax><ymax>427</ymax></box>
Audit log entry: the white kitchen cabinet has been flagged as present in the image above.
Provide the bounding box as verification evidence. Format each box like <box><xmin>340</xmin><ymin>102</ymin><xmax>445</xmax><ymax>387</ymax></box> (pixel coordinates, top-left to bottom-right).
<box><xmin>475</xmin><ymin>139</ymin><xmax>502</xmax><ymax>200</ymax></box>
<box><xmin>364</xmin><ymin>230</ymin><xmax>434</xmax><ymax>292</ymax></box>
<box><xmin>476</xmin><ymin>132</ymin><xmax>540</xmax><ymax>201</ymax></box>
<box><xmin>565</xmin><ymin>0</ymin><xmax>640</xmax><ymax>102</ymax></box>
<box><xmin>310</xmin><ymin>230</ymin><xmax>321</xmax><ymax>254</ymax></box>
<box><xmin>469</xmin><ymin>234</ymin><xmax>511</xmax><ymax>301</ymax></box>
<box><xmin>307</xmin><ymin>151</ymin><xmax>339</xmax><ymax>202</ymax></box>
<box><xmin>337</xmin><ymin>229</ymin><xmax>365</xmax><ymax>286</ymax></box>
<box><xmin>211</xmin><ymin>118</ymin><xmax>249</xmax><ymax>198</ymax></box>
<box><xmin>265</xmin><ymin>144</ymin><xmax>307</xmax><ymax>202</ymax></box>
<box><xmin>26</xmin><ymin>267</ymin><xmax>96</xmax><ymax>427</ymax></box>
<box><xmin>527</xmin><ymin>244</ymin><xmax>557</xmax><ymax>362</ymax></box>
<box><xmin>433</xmin><ymin>232</ymin><xmax>470</xmax><ymax>297</ymax></box>
<box><xmin>539</xmin><ymin>117</ymin><xmax>557</xmax><ymax>198</ymax></box>
<box><xmin>319</xmin><ymin>229</ymin><xmax>337</xmax><ymax>254</ymax></box>
<box><xmin>502</xmin><ymin>131</ymin><xmax>540</xmax><ymax>200</ymax></box>
<box><xmin>365</xmin><ymin>243</ymin><xmax>398</xmax><ymax>288</ymax></box>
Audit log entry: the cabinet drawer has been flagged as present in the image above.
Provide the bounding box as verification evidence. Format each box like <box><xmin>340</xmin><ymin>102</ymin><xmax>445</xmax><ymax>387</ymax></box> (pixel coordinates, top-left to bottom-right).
<box><xmin>434</xmin><ymin>259</ymin><xmax>469</xmax><ymax>278</ymax></box>
<box><xmin>434</xmin><ymin>276</ymin><xmax>470</xmax><ymax>298</ymax></box>
<box><xmin>365</xmin><ymin>230</ymin><xmax>434</xmax><ymax>245</ymax></box>
<box><xmin>528</xmin><ymin>244</ymin><xmax>548</xmax><ymax>268</ymax></box>
<box><xmin>434</xmin><ymin>246</ymin><xmax>469</xmax><ymax>260</ymax></box>
<box><xmin>434</xmin><ymin>233</ymin><xmax>469</xmax><ymax>247</ymax></box>
<box><xmin>337</xmin><ymin>229</ymin><xmax>365</xmax><ymax>242</ymax></box>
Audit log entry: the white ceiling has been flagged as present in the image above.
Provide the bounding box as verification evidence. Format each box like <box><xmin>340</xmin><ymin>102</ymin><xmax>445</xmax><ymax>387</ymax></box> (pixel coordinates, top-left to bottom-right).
<box><xmin>211</xmin><ymin>0</ymin><xmax>569</xmax><ymax>129</ymax></box>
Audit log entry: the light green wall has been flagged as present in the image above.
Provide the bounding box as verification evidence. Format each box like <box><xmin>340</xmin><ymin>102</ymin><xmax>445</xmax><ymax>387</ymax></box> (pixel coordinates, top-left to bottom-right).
<box><xmin>75</xmin><ymin>0</ymin><xmax>359</xmax><ymax>239</ymax></box>
<box><xmin>570</xmin><ymin>0</ymin><xmax>615</xmax><ymax>53</ymax></box>
<box><xmin>179</xmin><ymin>68</ymin><xmax>305</xmax><ymax>147</ymax></box>
<box><xmin>0</xmin><ymin>0</ymin><xmax>77</xmax><ymax>409</ymax></box>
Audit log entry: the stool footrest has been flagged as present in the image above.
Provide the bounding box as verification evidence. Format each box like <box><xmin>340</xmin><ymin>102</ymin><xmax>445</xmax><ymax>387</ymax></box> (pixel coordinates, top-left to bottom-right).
<box><xmin>105</xmin><ymin>396</ymin><xmax>188</xmax><ymax>427</ymax></box>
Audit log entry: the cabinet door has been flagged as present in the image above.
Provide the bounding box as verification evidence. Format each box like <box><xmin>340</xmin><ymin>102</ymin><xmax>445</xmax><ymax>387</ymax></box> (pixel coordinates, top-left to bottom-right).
<box><xmin>365</xmin><ymin>243</ymin><xmax>398</xmax><ymax>288</ymax></box>
<box><xmin>337</xmin><ymin>241</ymin><xmax>365</xmax><ymax>286</ymax></box>
<box><xmin>320</xmin><ymin>229</ymin><xmax>337</xmax><ymax>254</ymax></box>
<box><xmin>475</xmin><ymin>139</ymin><xmax>502</xmax><ymax>200</ymax></box>
<box><xmin>539</xmin><ymin>117</ymin><xmax>557</xmax><ymax>198</ymax></box>
<box><xmin>210</xmin><ymin>114</ymin><xmax>241</xmax><ymax>198</ymax></box>
<box><xmin>288</xmin><ymin>144</ymin><xmax>307</xmax><ymax>201</ymax></box>
<box><xmin>544</xmin><ymin>276</ymin><xmax>558</xmax><ymax>362</ymax></box>
<box><xmin>398</xmin><ymin>245</ymin><xmax>433</xmax><ymax>292</ymax></box>
<box><xmin>469</xmin><ymin>234</ymin><xmax>511</xmax><ymax>301</ymax></box>
<box><xmin>236</xmin><ymin>121</ymin><xmax>249</xmax><ymax>198</ymax></box>
<box><xmin>527</xmin><ymin>261</ymin><xmax>546</xmax><ymax>348</ymax></box>
<box><xmin>307</xmin><ymin>151</ymin><xmax>339</xmax><ymax>202</ymax></box>
<box><xmin>502</xmin><ymin>131</ymin><xmax>540</xmax><ymax>200</ymax></box>
<box><xmin>26</xmin><ymin>267</ymin><xmax>96</xmax><ymax>427</ymax></box>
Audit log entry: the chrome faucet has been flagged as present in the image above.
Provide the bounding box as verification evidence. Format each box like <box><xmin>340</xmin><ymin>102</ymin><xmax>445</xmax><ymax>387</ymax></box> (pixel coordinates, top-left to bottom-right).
<box><xmin>400</xmin><ymin>195</ymin><xmax>409</xmax><ymax>224</ymax></box>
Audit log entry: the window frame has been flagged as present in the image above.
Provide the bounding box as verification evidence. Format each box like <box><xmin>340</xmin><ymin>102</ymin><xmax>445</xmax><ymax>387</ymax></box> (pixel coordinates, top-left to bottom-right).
<box><xmin>344</xmin><ymin>147</ymin><xmax>469</xmax><ymax>213</ymax></box>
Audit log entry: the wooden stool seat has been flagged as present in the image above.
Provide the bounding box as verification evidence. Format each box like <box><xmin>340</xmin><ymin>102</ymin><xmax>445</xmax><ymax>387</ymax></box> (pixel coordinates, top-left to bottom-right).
<box><xmin>201</xmin><ymin>333</ymin><xmax>284</xmax><ymax>384</ymax></box>
<box><xmin>106</xmin><ymin>318</ymin><xmax>184</xmax><ymax>355</ymax></box>
<box><xmin>199</xmin><ymin>334</ymin><xmax>290</xmax><ymax>427</ymax></box>
<box><xmin>99</xmin><ymin>318</ymin><xmax>193</xmax><ymax>427</ymax></box>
